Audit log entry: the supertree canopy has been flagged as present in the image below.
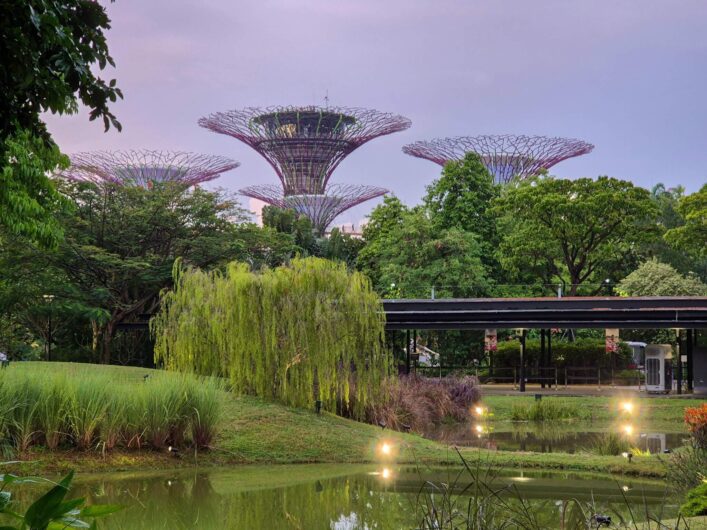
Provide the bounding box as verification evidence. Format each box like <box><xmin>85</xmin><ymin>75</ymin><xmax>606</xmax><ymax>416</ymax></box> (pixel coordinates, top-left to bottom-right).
<box><xmin>402</xmin><ymin>135</ymin><xmax>594</xmax><ymax>184</ymax></box>
<box><xmin>60</xmin><ymin>150</ymin><xmax>240</xmax><ymax>187</ymax></box>
<box><xmin>240</xmin><ymin>183</ymin><xmax>388</xmax><ymax>235</ymax></box>
<box><xmin>198</xmin><ymin>106</ymin><xmax>411</xmax><ymax>195</ymax></box>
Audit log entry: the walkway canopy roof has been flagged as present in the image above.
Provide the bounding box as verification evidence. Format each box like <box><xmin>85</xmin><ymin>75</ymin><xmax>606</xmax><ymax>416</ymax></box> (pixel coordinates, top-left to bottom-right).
<box><xmin>382</xmin><ymin>297</ymin><xmax>707</xmax><ymax>330</ymax></box>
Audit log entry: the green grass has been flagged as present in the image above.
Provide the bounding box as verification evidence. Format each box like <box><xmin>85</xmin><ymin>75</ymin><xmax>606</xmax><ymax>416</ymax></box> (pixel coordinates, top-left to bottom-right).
<box><xmin>0</xmin><ymin>362</ymin><xmax>222</xmax><ymax>453</ymax></box>
<box><xmin>481</xmin><ymin>394</ymin><xmax>693</xmax><ymax>424</ymax></box>
<box><xmin>1</xmin><ymin>362</ymin><xmax>690</xmax><ymax>479</ymax></box>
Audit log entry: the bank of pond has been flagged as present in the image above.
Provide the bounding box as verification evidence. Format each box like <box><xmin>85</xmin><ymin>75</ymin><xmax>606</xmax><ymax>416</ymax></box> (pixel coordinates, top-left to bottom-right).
<box><xmin>1</xmin><ymin>464</ymin><xmax>703</xmax><ymax>529</ymax></box>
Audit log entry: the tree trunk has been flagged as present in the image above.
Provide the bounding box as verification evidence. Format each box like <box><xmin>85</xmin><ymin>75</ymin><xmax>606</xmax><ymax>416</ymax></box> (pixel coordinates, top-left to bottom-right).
<box><xmin>100</xmin><ymin>321</ymin><xmax>115</xmax><ymax>364</ymax></box>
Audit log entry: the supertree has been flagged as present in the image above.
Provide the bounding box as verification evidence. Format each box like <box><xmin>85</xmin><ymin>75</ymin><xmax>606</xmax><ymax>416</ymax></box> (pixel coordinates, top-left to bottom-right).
<box><xmin>198</xmin><ymin>106</ymin><xmax>411</xmax><ymax>195</ymax></box>
<box><xmin>402</xmin><ymin>135</ymin><xmax>594</xmax><ymax>184</ymax></box>
<box><xmin>59</xmin><ymin>150</ymin><xmax>240</xmax><ymax>187</ymax></box>
<box><xmin>240</xmin><ymin>183</ymin><xmax>388</xmax><ymax>235</ymax></box>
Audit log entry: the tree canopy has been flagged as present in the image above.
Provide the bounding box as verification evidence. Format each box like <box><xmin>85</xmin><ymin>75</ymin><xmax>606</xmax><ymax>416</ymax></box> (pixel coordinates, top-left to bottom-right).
<box><xmin>152</xmin><ymin>257</ymin><xmax>389</xmax><ymax>418</ymax></box>
<box><xmin>0</xmin><ymin>0</ymin><xmax>121</xmax><ymax>247</ymax></box>
<box><xmin>665</xmin><ymin>184</ymin><xmax>707</xmax><ymax>262</ymax></box>
<box><xmin>493</xmin><ymin>176</ymin><xmax>658</xmax><ymax>295</ymax></box>
<box><xmin>616</xmin><ymin>259</ymin><xmax>707</xmax><ymax>297</ymax></box>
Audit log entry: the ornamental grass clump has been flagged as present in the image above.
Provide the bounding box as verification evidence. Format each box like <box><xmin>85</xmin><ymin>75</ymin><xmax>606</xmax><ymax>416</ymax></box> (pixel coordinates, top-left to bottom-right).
<box><xmin>510</xmin><ymin>399</ymin><xmax>583</xmax><ymax>421</ymax></box>
<box><xmin>367</xmin><ymin>375</ymin><xmax>481</xmax><ymax>433</ymax></box>
<box><xmin>152</xmin><ymin>257</ymin><xmax>389</xmax><ymax>420</ymax></box>
<box><xmin>0</xmin><ymin>364</ymin><xmax>222</xmax><ymax>453</ymax></box>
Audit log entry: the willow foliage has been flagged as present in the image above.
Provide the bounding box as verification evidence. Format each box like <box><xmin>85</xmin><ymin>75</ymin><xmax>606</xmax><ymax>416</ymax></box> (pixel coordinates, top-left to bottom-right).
<box><xmin>152</xmin><ymin>257</ymin><xmax>389</xmax><ymax>418</ymax></box>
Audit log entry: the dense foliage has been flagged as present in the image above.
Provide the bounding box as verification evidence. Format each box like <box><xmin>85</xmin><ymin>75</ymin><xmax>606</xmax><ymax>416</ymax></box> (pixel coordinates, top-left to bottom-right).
<box><xmin>0</xmin><ymin>363</ymin><xmax>222</xmax><ymax>452</ymax></box>
<box><xmin>152</xmin><ymin>257</ymin><xmax>389</xmax><ymax>418</ymax></box>
<box><xmin>493</xmin><ymin>176</ymin><xmax>658</xmax><ymax>295</ymax></box>
<box><xmin>617</xmin><ymin>259</ymin><xmax>707</xmax><ymax>297</ymax></box>
<box><xmin>492</xmin><ymin>337</ymin><xmax>631</xmax><ymax>368</ymax></box>
<box><xmin>0</xmin><ymin>0</ymin><xmax>121</xmax><ymax>247</ymax></box>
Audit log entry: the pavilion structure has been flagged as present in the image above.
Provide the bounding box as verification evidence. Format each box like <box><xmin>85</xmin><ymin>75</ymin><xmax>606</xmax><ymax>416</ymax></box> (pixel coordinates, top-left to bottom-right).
<box><xmin>59</xmin><ymin>150</ymin><xmax>240</xmax><ymax>188</ymax></box>
<box><xmin>199</xmin><ymin>106</ymin><xmax>411</xmax><ymax>234</ymax></box>
<box><xmin>402</xmin><ymin>134</ymin><xmax>594</xmax><ymax>184</ymax></box>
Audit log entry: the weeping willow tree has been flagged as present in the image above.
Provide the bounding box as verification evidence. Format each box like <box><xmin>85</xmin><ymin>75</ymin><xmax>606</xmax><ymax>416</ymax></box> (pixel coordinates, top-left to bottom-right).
<box><xmin>151</xmin><ymin>257</ymin><xmax>389</xmax><ymax>418</ymax></box>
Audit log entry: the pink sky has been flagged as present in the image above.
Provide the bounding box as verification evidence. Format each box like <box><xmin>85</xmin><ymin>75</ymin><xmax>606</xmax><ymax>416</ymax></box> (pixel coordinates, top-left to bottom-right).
<box><xmin>45</xmin><ymin>0</ymin><xmax>707</xmax><ymax>226</ymax></box>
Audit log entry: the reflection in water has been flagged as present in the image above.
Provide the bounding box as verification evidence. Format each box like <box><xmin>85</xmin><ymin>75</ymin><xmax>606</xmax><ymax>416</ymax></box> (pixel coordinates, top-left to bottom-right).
<box><xmin>426</xmin><ymin>422</ymin><xmax>687</xmax><ymax>454</ymax></box>
<box><xmin>0</xmin><ymin>465</ymin><xmax>678</xmax><ymax>529</ymax></box>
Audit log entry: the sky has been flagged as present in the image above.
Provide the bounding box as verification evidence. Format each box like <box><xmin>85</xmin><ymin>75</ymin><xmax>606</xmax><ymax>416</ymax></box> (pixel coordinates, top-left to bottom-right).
<box><xmin>45</xmin><ymin>0</ymin><xmax>707</xmax><ymax>227</ymax></box>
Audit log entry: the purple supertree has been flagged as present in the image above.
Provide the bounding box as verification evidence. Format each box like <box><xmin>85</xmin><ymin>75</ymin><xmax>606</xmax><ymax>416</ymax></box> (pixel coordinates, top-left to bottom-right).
<box><xmin>198</xmin><ymin>106</ymin><xmax>410</xmax><ymax>195</ymax></box>
<box><xmin>59</xmin><ymin>150</ymin><xmax>240</xmax><ymax>187</ymax></box>
<box><xmin>240</xmin><ymin>183</ymin><xmax>388</xmax><ymax>234</ymax></box>
<box><xmin>402</xmin><ymin>135</ymin><xmax>594</xmax><ymax>184</ymax></box>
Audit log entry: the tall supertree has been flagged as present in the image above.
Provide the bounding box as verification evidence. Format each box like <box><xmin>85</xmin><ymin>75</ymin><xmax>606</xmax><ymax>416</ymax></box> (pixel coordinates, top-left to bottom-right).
<box><xmin>59</xmin><ymin>150</ymin><xmax>240</xmax><ymax>187</ymax></box>
<box><xmin>402</xmin><ymin>135</ymin><xmax>594</xmax><ymax>184</ymax></box>
<box><xmin>198</xmin><ymin>106</ymin><xmax>411</xmax><ymax>195</ymax></box>
<box><xmin>240</xmin><ymin>183</ymin><xmax>388</xmax><ymax>235</ymax></box>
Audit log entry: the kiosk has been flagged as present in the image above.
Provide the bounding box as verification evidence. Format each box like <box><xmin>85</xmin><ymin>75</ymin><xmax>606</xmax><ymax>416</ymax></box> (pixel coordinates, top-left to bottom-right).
<box><xmin>645</xmin><ymin>344</ymin><xmax>673</xmax><ymax>393</ymax></box>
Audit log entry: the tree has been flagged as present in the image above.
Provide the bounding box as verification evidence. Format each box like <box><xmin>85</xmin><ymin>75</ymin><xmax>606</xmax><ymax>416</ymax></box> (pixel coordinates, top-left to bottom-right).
<box><xmin>0</xmin><ymin>131</ymin><xmax>69</xmax><ymax>247</ymax></box>
<box><xmin>665</xmin><ymin>184</ymin><xmax>707</xmax><ymax>263</ymax></box>
<box><xmin>423</xmin><ymin>152</ymin><xmax>499</xmax><ymax>248</ymax></box>
<box><xmin>616</xmin><ymin>259</ymin><xmax>707</xmax><ymax>297</ymax></box>
<box><xmin>357</xmin><ymin>195</ymin><xmax>409</xmax><ymax>288</ymax></box>
<box><xmin>493</xmin><ymin>176</ymin><xmax>658</xmax><ymax>295</ymax></box>
<box><xmin>1</xmin><ymin>0</ymin><xmax>122</xmax><ymax>246</ymax></box>
<box><xmin>152</xmin><ymin>257</ymin><xmax>388</xmax><ymax>419</ymax></box>
<box><xmin>50</xmin><ymin>181</ymin><xmax>249</xmax><ymax>364</ymax></box>
<box><xmin>356</xmin><ymin>206</ymin><xmax>492</xmax><ymax>365</ymax></box>
<box><xmin>1</xmin><ymin>0</ymin><xmax>122</xmax><ymax>138</ymax></box>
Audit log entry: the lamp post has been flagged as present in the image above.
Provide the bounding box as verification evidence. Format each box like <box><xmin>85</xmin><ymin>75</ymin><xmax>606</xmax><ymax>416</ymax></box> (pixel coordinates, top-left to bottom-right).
<box><xmin>675</xmin><ymin>328</ymin><xmax>683</xmax><ymax>395</ymax></box>
<box><xmin>42</xmin><ymin>294</ymin><xmax>55</xmax><ymax>361</ymax></box>
<box><xmin>520</xmin><ymin>329</ymin><xmax>527</xmax><ymax>392</ymax></box>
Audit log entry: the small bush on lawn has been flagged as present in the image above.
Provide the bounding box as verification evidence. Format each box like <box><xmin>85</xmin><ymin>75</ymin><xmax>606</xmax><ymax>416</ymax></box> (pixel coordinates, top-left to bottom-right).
<box><xmin>685</xmin><ymin>403</ymin><xmax>707</xmax><ymax>449</ymax></box>
<box><xmin>680</xmin><ymin>482</ymin><xmax>707</xmax><ymax>517</ymax></box>
<box><xmin>367</xmin><ymin>375</ymin><xmax>480</xmax><ymax>433</ymax></box>
<box><xmin>0</xmin><ymin>364</ymin><xmax>223</xmax><ymax>453</ymax></box>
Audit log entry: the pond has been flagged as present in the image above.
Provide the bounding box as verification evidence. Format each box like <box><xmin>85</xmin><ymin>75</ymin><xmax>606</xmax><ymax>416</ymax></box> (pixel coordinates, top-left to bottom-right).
<box><xmin>425</xmin><ymin>422</ymin><xmax>688</xmax><ymax>454</ymax></box>
<box><xmin>5</xmin><ymin>465</ymin><xmax>679</xmax><ymax>529</ymax></box>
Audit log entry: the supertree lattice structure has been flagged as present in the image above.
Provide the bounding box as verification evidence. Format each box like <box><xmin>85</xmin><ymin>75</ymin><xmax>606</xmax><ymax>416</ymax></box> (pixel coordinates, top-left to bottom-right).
<box><xmin>240</xmin><ymin>183</ymin><xmax>388</xmax><ymax>234</ymax></box>
<box><xmin>402</xmin><ymin>135</ymin><xmax>594</xmax><ymax>184</ymax></box>
<box><xmin>60</xmin><ymin>150</ymin><xmax>240</xmax><ymax>187</ymax></box>
<box><xmin>198</xmin><ymin>106</ymin><xmax>410</xmax><ymax>195</ymax></box>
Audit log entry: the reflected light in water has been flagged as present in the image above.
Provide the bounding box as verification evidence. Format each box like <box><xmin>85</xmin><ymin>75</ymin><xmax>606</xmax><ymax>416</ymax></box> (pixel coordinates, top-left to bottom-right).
<box><xmin>474</xmin><ymin>424</ymin><xmax>484</xmax><ymax>434</ymax></box>
<box><xmin>623</xmin><ymin>424</ymin><xmax>634</xmax><ymax>435</ymax></box>
<box><xmin>510</xmin><ymin>476</ymin><xmax>532</xmax><ymax>482</ymax></box>
<box><xmin>381</xmin><ymin>468</ymin><xmax>392</xmax><ymax>480</ymax></box>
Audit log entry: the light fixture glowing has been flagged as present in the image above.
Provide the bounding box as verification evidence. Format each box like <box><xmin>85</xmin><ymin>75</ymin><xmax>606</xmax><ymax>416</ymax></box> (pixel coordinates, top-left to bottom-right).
<box><xmin>622</xmin><ymin>485</ymin><xmax>630</xmax><ymax>492</ymax></box>
<box><xmin>474</xmin><ymin>406</ymin><xmax>485</xmax><ymax>416</ymax></box>
<box><xmin>380</xmin><ymin>442</ymin><xmax>392</xmax><ymax>455</ymax></box>
<box><xmin>621</xmin><ymin>402</ymin><xmax>634</xmax><ymax>414</ymax></box>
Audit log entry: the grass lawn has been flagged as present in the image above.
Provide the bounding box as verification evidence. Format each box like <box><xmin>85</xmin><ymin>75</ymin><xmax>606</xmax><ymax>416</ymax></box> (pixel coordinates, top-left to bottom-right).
<box><xmin>480</xmin><ymin>394</ymin><xmax>695</xmax><ymax>424</ymax></box>
<box><xmin>3</xmin><ymin>362</ymin><xmax>692</xmax><ymax>479</ymax></box>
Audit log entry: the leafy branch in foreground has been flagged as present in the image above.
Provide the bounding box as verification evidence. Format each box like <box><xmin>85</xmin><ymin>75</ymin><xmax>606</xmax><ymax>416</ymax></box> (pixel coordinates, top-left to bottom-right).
<box><xmin>0</xmin><ymin>469</ymin><xmax>121</xmax><ymax>529</ymax></box>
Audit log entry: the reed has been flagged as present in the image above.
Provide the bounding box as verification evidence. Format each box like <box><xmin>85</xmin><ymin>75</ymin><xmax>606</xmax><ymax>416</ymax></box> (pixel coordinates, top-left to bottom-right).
<box><xmin>0</xmin><ymin>364</ymin><xmax>223</xmax><ymax>453</ymax></box>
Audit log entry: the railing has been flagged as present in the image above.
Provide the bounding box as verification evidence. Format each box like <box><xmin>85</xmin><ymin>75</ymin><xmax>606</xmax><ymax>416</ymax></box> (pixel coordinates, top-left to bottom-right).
<box><xmin>413</xmin><ymin>364</ymin><xmax>644</xmax><ymax>390</ymax></box>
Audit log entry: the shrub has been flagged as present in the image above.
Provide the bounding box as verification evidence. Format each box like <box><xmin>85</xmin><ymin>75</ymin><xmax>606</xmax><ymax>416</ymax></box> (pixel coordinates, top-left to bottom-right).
<box><xmin>367</xmin><ymin>375</ymin><xmax>480</xmax><ymax>433</ymax></box>
<box><xmin>493</xmin><ymin>337</ymin><xmax>632</xmax><ymax>368</ymax></box>
<box><xmin>680</xmin><ymin>482</ymin><xmax>707</xmax><ymax>517</ymax></box>
<box><xmin>685</xmin><ymin>403</ymin><xmax>707</xmax><ymax>449</ymax></box>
